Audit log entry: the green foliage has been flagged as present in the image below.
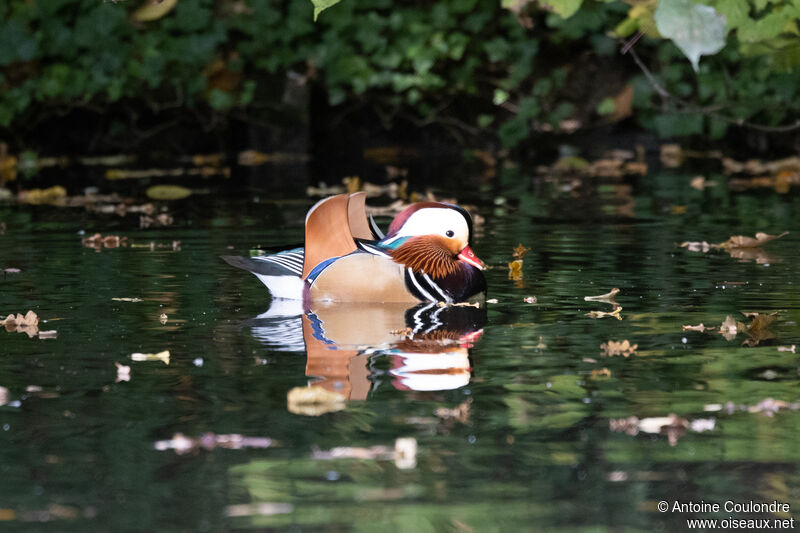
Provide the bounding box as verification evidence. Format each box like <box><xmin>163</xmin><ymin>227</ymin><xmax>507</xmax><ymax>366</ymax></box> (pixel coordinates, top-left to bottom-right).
<box><xmin>0</xmin><ymin>0</ymin><xmax>799</xmax><ymax>148</ymax></box>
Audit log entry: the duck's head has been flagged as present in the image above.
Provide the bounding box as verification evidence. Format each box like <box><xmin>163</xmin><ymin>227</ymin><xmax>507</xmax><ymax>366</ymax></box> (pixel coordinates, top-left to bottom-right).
<box><xmin>382</xmin><ymin>202</ymin><xmax>485</xmax><ymax>278</ymax></box>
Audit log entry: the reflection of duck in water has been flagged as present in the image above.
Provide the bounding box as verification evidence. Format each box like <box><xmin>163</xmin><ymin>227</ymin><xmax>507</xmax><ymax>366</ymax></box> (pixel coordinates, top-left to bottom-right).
<box><xmin>246</xmin><ymin>301</ymin><xmax>486</xmax><ymax>398</ymax></box>
<box><xmin>222</xmin><ymin>192</ymin><xmax>486</xmax><ymax>303</ymax></box>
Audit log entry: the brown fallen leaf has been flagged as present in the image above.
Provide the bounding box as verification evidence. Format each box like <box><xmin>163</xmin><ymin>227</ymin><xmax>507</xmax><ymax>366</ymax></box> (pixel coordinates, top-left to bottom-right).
<box><xmin>601</xmin><ymin>340</ymin><xmax>638</xmax><ymax>357</ymax></box>
<box><xmin>720</xmin><ymin>232</ymin><xmax>788</xmax><ymax>249</ymax></box>
<box><xmin>512</xmin><ymin>244</ymin><xmax>531</xmax><ymax>260</ymax></box>
<box><xmin>741</xmin><ymin>312</ymin><xmax>777</xmax><ymax>347</ymax></box>
<box><xmin>82</xmin><ymin>233</ymin><xmax>128</xmax><ymax>250</ymax></box>
<box><xmin>1</xmin><ymin>310</ymin><xmax>40</xmax><ymax>337</ymax></box>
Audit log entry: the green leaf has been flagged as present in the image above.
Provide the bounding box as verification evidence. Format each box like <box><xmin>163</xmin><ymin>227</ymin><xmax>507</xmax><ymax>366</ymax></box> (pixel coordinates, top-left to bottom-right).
<box><xmin>540</xmin><ymin>0</ymin><xmax>584</xmax><ymax>19</ymax></box>
<box><xmin>713</xmin><ymin>0</ymin><xmax>749</xmax><ymax>30</ymax></box>
<box><xmin>737</xmin><ymin>11</ymin><xmax>787</xmax><ymax>43</ymax></box>
<box><xmin>596</xmin><ymin>97</ymin><xmax>616</xmax><ymax>115</ymax></box>
<box><xmin>655</xmin><ymin>0</ymin><xmax>727</xmax><ymax>72</ymax></box>
<box><xmin>311</xmin><ymin>0</ymin><xmax>342</xmax><ymax>22</ymax></box>
<box><xmin>653</xmin><ymin>112</ymin><xmax>704</xmax><ymax>136</ymax></box>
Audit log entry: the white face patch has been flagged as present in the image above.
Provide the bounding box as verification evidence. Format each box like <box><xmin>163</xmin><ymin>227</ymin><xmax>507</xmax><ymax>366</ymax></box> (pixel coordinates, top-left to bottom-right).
<box><xmin>392</xmin><ymin>208</ymin><xmax>469</xmax><ymax>248</ymax></box>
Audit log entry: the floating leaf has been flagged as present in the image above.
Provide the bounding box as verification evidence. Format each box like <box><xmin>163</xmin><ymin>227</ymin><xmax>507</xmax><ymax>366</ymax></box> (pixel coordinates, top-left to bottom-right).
<box><xmin>146</xmin><ymin>185</ymin><xmax>192</xmax><ymax>200</ymax></box>
<box><xmin>777</xmin><ymin>345</ymin><xmax>796</xmax><ymax>353</ymax></box>
<box><xmin>586</xmin><ymin>306</ymin><xmax>623</xmax><ymax>320</ymax></box>
<box><xmin>682</xmin><ymin>323</ymin><xmax>708</xmax><ymax>332</ymax></box>
<box><xmin>512</xmin><ymin>243</ymin><xmax>531</xmax><ymax>259</ymax></box>
<box><xmin>654</xmin><ymin>0</ymin><xmax>727</xmax><ymax>72</ymax></box>
<box><xmin>601</xmin><ymin>340</ymin><xmax>638</xmax><ymax>357</ymax></box>
<box><xmin>131</xmin><ymin>350</ymin><xmax>170</xmax><ymax>365</ymax></box>
<box><xmin>1</xmin><ymin>311</ymin><xmax>39</xmax><ymax>337</ymax></box>
<box><xmin>721</xmin><ymin>231</ymin><xmax>788</xmax><ymax>249</ymax></box>
<box><xmin>584</xmin><ymin>288</ymin><xmax>620</xmax><ymax>303</ymax></box>
<box><xmin>112</xmin><ymin>297</ymin><xmax>143</xmax><ymax>303</ymax></box>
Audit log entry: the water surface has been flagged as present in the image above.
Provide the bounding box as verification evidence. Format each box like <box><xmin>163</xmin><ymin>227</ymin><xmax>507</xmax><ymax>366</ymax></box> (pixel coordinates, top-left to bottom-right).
<box><xmin>2</xmin><ymin>167</ymin><xmax>800</xmax><ymax>531</ymax></box>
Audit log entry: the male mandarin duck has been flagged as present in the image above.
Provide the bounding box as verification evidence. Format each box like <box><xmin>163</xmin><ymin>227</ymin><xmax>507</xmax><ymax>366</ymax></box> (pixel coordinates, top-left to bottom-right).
<box><xmin>222</xmin><ymin>192</ymin><xmax>486</xmax><ymax>303</ymax></box>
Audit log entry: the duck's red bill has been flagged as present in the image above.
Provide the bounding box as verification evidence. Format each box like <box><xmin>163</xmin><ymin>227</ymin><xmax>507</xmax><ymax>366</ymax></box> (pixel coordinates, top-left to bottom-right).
<box><xmin>457</xmin><ymin>246</ymin><xmax>485</xmax><ymax>270</ymax></box>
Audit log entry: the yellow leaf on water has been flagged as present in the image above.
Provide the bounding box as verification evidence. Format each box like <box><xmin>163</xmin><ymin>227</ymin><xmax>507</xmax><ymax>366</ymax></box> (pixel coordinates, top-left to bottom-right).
<box><xmin>132</xmin><ymin>0</ymin><xmax>179</xmax><ymax>22</ymax></box>
<box><xmin>512</xmin><ymin>243</ymin><xmax>531</xmax><ymax>260</ymax></box>
<box><xmin>146</xmin><ymin>185</ymin><xmax>192</xmax><ymax>200</ymax></box>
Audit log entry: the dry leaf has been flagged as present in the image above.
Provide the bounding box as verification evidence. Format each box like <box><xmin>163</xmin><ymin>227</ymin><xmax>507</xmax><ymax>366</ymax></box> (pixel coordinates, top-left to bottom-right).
<box><xmin>682</xmin><ymin>323</ymin><xmax>707</xmax><ymax>332</ymax></box>
<box><xmin>37</xmin><ymin>330</ymin><xmax>58</xmax><ymax>339</ymax></box>
<box><xmin>601</xmin><ymin>340</ymin><xmax>638</xmax><ymax>357</ymax></box>
<box><xmin>719</xmin><ymin>315</ymin><xmax>742</xmax><ymax>341</ymax></box>
<box><xmin>590</xmin><ymin>368</ymin><xmax>612</xmax><ymax>378</ymax></box>
<box><xmin>721</xmin><ymin>232</ymin><xmax>788</xmax><ymax>249</ymax></box>
<box><xmin>1</xmin><ymin>310</ymin><xmax>40</xmax><ymax>337</ymax></box>
<box><xmin>584</xmin><ymin>288</ymin><xmax>620</xmax><ymax>302</ymax></box>
<box><xmin>131</xmin><ymin>350</ymin><xmax>170</xmax><ymax>365</ymax></box>
<box><xmin>512</xmin><ymin>244</ymin><xmax>531</xmax><ymax>260</ymax></box>
<box><xmin>523</xmin><ymin>296</ymin><xmax>537</xmax><ymax>304</ymax></box>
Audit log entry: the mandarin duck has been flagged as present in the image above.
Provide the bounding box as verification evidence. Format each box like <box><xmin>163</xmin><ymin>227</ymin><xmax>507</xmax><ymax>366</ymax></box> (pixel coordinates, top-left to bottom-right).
<box><xmin>222</xmin><ymin>192</ymin><xmax>486</xmax><ymax>303</ymax></box>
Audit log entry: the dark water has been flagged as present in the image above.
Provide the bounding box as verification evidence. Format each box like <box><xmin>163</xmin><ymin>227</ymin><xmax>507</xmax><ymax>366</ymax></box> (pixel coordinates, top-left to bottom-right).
<box><xmin>2</xmin><ymin>167</ymin><xmax>800</xmax><ymax>532</ymax></box>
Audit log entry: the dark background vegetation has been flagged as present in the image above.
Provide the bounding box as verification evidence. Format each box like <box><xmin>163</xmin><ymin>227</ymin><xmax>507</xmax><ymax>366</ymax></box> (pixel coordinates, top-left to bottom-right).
<box><xmin>1</xmin><ymin>0</ymin><xmax>799</xmax><ymax>160</ymax></box>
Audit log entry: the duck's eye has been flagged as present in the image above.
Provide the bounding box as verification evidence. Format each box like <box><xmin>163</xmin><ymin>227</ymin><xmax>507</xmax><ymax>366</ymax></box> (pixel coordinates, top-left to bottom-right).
<box><xmin>445</xmin><ymin>230</ymin><xmax>455</xmax><ymax>238</ymax></box>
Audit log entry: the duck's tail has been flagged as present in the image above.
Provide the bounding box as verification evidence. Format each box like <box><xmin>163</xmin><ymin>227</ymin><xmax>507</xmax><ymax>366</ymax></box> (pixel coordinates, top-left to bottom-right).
<box><xmin>221</xmin><ymin>248</ymin><xmax>306</xmax><ymax>299</ymax></box>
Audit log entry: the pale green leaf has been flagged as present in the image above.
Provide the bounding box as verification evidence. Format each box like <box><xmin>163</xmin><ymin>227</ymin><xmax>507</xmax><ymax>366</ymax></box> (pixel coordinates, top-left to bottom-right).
<box><xmin>311</xmin><ymin>0</ymin><xmax>341</xmax><ymax>22</ymax></box>
<box><xmin>540</xmin><ymin>0</ymin><xmax>584</xmax><ymax>18</ymax></box>
<box><xmin>655</xmin><ymin>0</ymin><xmax>727</xmax><ymax>71</ymax></box>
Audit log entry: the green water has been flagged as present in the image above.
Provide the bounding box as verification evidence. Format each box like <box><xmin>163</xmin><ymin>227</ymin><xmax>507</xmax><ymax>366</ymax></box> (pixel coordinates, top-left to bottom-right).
<box><xmin>2</xmin><ymin>169</ymin><xmax>800</xmax><ymax>532</ymax></box>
